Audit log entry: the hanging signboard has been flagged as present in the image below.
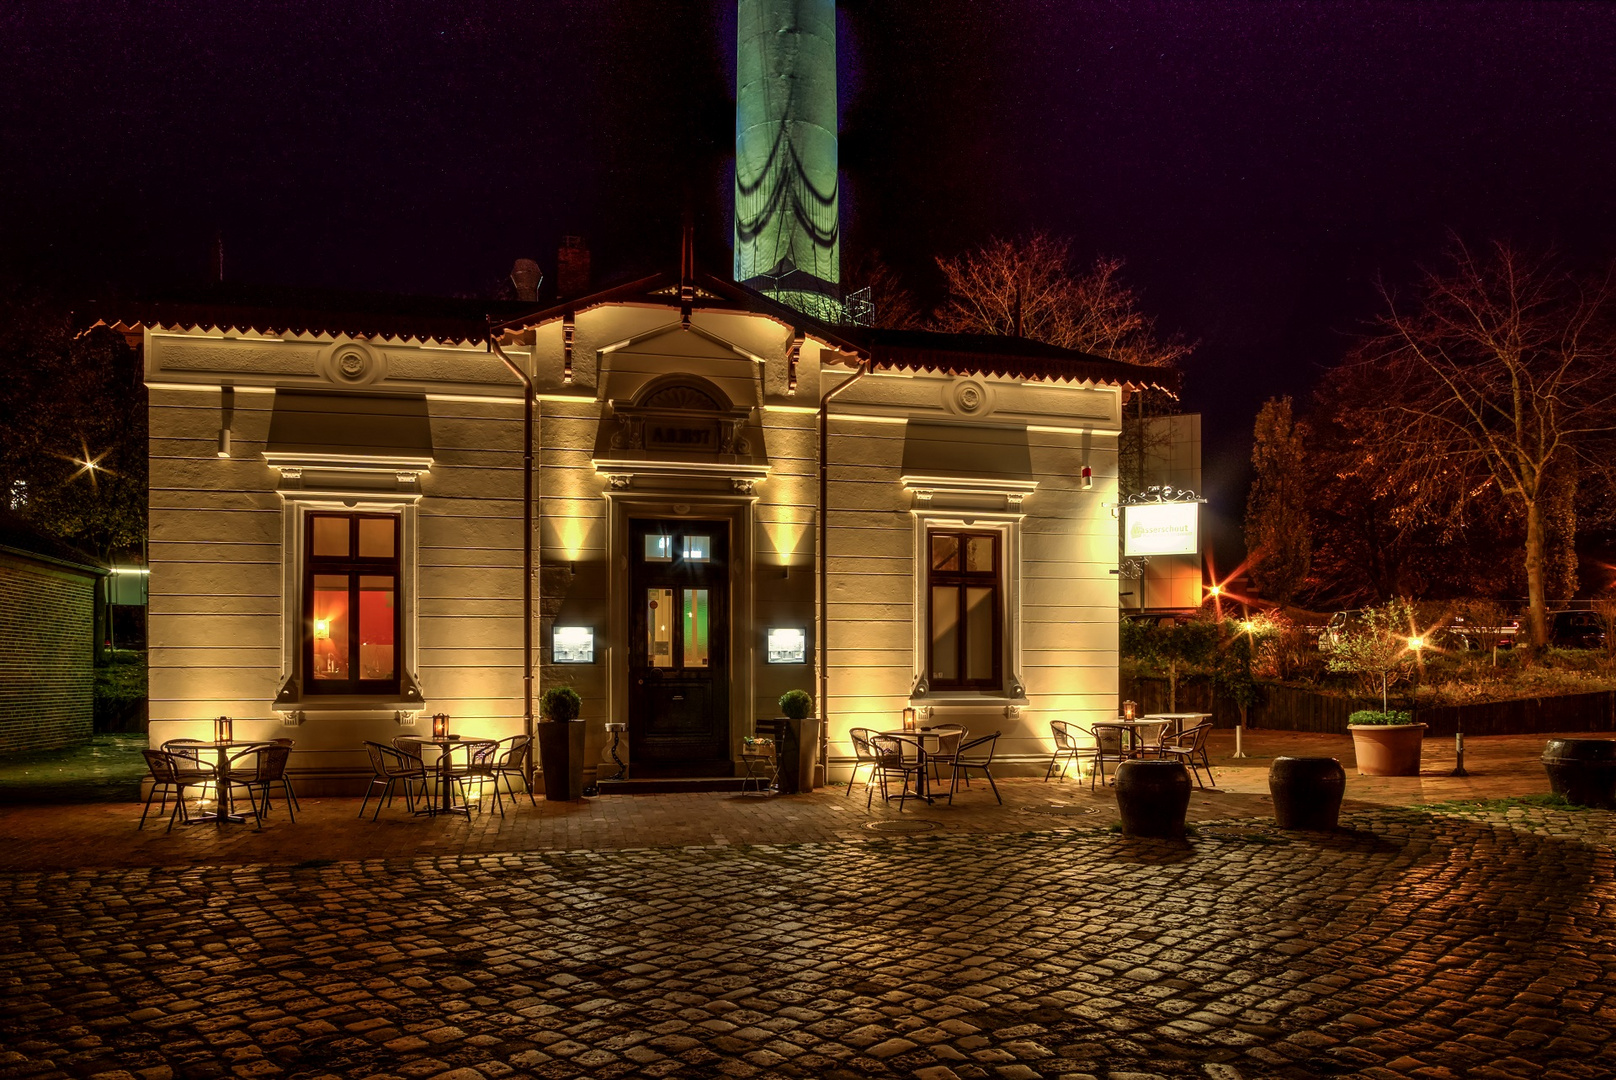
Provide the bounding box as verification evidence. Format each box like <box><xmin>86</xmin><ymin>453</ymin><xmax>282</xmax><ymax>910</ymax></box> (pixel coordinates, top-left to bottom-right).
<box><xmin>1123</xmin><ymin>501</ymin><xmax>1199</xmax><ymax>557</ymax></box>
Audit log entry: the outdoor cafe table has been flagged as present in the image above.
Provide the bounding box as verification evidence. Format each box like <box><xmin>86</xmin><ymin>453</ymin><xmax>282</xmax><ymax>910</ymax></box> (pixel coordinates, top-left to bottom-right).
<box><xmin>876</xmin><ymin>728</ymin><xmax>960</xmax><ymax>803</ymax></box>
<box><xmin>164</xmin><ymin>738</ymin><xmax>264</xmax><ymax>824</ymax></box>
<box><xmin>396</xmin><ymin>734</ymin><xmax>497</xmax><ymax>815</ymax></box>
<box><xmin>1139</xmin><ymin>712</ymin><xmax>1212</xmax><ymax>739</ymax></box>
<box><xmin>1104</xmin><ymin>718</ymin><xmax>1181</xmax><ymax>761</ymax></box>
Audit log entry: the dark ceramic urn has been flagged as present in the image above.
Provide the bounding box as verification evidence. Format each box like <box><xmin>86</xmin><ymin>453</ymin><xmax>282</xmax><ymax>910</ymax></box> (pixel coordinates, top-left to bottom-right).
<box><xmin>1541</xmin><ymin>739</ymin><xmax>1616</xmax><ymax>809</ymax></box>
<box><xmin>1268</xmin><ymin>756</ymin><xmax>1347</xmax><ymax>830</ymax></box>
<box><xmin>1113</xmin><ymin>759</ymin><xmax>1192</xmax><ymax>839</ymax></box>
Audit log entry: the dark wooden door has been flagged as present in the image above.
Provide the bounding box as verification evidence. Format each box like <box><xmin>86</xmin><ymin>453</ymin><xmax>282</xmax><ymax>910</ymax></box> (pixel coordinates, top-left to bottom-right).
<box><xmin>628</xmin><ymin>519</ymin><xmax>730</xmax><ymax>776</ymax></box>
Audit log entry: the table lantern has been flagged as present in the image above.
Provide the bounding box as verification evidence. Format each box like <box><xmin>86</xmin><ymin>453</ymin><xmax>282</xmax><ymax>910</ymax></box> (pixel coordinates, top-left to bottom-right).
<box><xmin>901</xmin><ymin>707</ymin><xmax>916</xmax><ymax>732</ymax></box>
<box><xmin>214</xmin><ymin>715</ymin><xmax>233</xmax><ymax>742</ymax></box>
<box><xmin>432</xmin><ymin>713</ymin><xmax>450</xmax><ymax>738</ymax></box>
<box><xmin>1123</xmin><ymin>700</ymin><xmax>1137</xmax><ymax>721</ymax></box>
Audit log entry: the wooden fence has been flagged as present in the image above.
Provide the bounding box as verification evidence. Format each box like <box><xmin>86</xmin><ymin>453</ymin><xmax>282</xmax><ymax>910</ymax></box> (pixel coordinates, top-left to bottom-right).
<box><xmin>1120</xmin><ymin>676</ymin><xmax>1616</xmax><ymax>737</ymax></box>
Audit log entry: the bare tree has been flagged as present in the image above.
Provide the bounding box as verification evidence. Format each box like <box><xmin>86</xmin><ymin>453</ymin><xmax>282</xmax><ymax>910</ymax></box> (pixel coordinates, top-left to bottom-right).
<box><xmin>1356</xmin><ymin>240</ymin><xmax>1616</xmax><ymax>650</ymax></box>
<box><xmin>933</xmin><ymin>232</ymin><xmax>1191</xmax><ymax>367</ymax></box>
<box><xmin>1245</xmin><ymin>396</ymin><xmax>1312</xmax><ymax>604</ymax></box>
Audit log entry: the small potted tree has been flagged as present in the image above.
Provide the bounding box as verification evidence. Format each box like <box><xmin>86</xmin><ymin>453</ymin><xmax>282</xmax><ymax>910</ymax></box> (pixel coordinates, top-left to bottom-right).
<box><xmin>769</xmin><ymin>689</ymin><xmax>819</xmax><ymax>794</ymax></box>
<box><xmin>1326</xmin><ymin>599</ymin><xmax>1426</xmax><ymax>776</ymax></box>
<box><xmin>537</xmin><ymin>686</ymin><xmax>585</xmax><ymax>800</ymax></box>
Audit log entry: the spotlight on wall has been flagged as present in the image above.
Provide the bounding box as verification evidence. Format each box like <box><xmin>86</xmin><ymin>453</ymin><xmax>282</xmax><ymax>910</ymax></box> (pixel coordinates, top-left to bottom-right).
<box><xmin>217</xmin><ymin>428</ymin><xmax>232</xmax><ymax>458</ymax></box>
<box><xmin>1081</xmin><ymin>465</ymin><xmax>1092</xmax><ymax>489</ymax></box>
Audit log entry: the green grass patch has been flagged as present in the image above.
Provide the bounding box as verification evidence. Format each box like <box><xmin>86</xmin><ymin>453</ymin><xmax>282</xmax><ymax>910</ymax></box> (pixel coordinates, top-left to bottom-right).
<box><xmin>1416</xmin><ymin>792</ymin><xmax>1592</xmax><ymax>814</ymax></box>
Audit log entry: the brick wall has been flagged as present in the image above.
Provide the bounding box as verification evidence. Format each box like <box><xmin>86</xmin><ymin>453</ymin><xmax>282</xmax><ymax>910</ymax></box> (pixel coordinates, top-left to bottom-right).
<box><xmin>0</xmin><ymin>552</ymin><xmax>97</xmax><ymax>754</ymax></box>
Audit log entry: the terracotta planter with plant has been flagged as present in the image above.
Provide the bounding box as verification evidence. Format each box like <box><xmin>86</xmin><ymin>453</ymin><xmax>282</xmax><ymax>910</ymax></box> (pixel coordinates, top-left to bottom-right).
<box><xmin>537</xmin><ymin>686</ymin><xmax>586</xmax><ymax>800</ymax></box>
<box><xmin>1347</xmin><ymin>709</ymin><xmax>1426</xmax><ymax>776</ymax></box>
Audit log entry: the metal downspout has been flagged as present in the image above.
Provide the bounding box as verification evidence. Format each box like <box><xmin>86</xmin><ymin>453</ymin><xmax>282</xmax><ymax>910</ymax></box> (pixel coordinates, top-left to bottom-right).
<box><xmin>489</xmin><ymin>326</ymin><xmax>537</xmax><ymax>785</ymax></box>
<box><xmin>817</xmin><ymin>355</ymin><xmax>870</xmax><ymax>783</ymax></box>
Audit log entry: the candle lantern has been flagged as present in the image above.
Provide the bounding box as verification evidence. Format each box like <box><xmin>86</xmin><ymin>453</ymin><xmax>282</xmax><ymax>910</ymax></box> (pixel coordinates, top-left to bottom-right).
<box><xmin>901</xmin><ymin>707</ymin><xmax>917</xmax><ymax>732</ymax></box>
<box><xmin>432</xmin><ymin>713</ymin><xmax>450</xmax><ymax>738</ymax></box>
<box><xmin>1122</xmin><ymin>700</ymin><xmax>1137</xmax><ymax>721</ymax></box>
<box><xmin>214</xmin><ymin>715</ymin><xmax>233</xmax><ymax>742</ymax></box>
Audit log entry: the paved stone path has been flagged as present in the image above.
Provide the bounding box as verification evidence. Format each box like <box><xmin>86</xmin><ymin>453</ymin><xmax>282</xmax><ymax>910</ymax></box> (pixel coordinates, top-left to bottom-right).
<box><xmin>1</xmin><ymin>732</ymin><xmax>1613</xmax><ymax>1079</ymax></box>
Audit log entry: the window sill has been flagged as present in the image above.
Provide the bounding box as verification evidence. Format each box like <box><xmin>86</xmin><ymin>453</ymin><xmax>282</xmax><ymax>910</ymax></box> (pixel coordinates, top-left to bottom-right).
<box><xmin>273</xmin><ymin>671</ymin><xmax>425</xmax><ymax>713</ymax></box>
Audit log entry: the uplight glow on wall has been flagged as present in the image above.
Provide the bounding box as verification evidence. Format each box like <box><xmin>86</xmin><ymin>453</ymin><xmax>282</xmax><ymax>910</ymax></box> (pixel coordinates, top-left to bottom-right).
<box><xmin>1123</xmin><ymin>501</ymin><xmax>1199</xmax><ymax>557</ymax></box>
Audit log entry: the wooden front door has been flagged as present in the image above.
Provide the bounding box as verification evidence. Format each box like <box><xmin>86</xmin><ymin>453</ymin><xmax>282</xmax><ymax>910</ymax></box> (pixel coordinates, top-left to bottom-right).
<box><xmin>628</xmin><ymin>519</ymin><xmax>730</xmax><ymax>777</ymax></box>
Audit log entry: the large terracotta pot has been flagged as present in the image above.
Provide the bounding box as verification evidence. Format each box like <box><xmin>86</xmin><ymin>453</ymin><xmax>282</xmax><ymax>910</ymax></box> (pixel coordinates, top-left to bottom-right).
<box><xmin>1269</xmin><ymin>756</ymin><xmax>1346</xmax><ymax>830</ymax></box>
<box><xmin>1113</xmin><ymin>759</ymin><xmax>1192</xmax><ymax>839</ymax></box>
<box><xmin>1348</xmin><ymin>723</ymin><xmax>1426</xmax><ymax>777</ymax></box>
<box><xmin>1541</xmin><ymin>738</ymin><xmax>1616</xmax><ymax>809</ymax></box>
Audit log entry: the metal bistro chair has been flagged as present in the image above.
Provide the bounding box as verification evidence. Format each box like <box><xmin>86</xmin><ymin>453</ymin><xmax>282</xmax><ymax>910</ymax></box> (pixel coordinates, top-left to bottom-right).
<box><xmin>922</xmin><ymin>726</ymin><xmax>967</xmax><ymax>788</ymax></box>
<box><xmin>222</xmin><ymin>743</ymin><xmax>292</xmax><ymax>830</ymax></box>
<box><xmin>1085</xmin><ymin>722</ymin><xmax>1133</xmax><ymax>790</ymax></box>
<box><xmin>139</xmin><ymin>748</ymin><xmax>213</xmax><ymax>832</ymax></box>
<box><xmin>269</xmin><ymin>737</ymin><xmax>300</xmax><ymax>814</ymax></box>
<box><xmin>361</xmin><ymin>741</ymin><xmax>430</xmax><ymax>820</ymax></box>
<box><xmin>1044</xmin><ymin>720</ymin><xmax>1086</xmax><ymax>782</ymax></box>
<box><xmin>451</xmin><ymin>739</ymin><xmax>502</xmax><ymax>814</ymax></box>
<box><xmin>946</xmin><ymin>731</ymin><xmax>1002</xmax><ymax>805</ymax></box>
<box><xmin>491</xmin><ymin>734</ymin><xmax>536</xmax><ymax>809</ymax></box>
<box><xmin>868</xmin><ymin>733</ymin><xmax>926</xmax><ymax>811</ymax></box>
<box><xmin>844</xmin><ymin>727</ymin><xmax>881</xmax><ymax>796</ymax></box>
<box><xmin>1156</xmin><ymin>722</ymin><xmax>1215</xmax><ymax>788</ymax></box>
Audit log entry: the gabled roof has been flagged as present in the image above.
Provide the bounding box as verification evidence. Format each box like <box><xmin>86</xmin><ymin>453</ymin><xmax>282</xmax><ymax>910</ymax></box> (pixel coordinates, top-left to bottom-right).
<box><xmin>495</xmin><ymin>271</ymin><xmax>1179</xmax><ymax>394</ymax></box>
<box><xmin>85</xmin><ymin>284</ymin><xmax>540</xmax><ymax>347</ymax></box>
<box><xmin>87</xmin><ymin>275</ymin><xmax>1178</xmax><ymax>393</ymax></box>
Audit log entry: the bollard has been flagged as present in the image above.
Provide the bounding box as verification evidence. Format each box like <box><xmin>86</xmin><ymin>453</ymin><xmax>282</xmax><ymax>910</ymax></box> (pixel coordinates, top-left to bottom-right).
<box><xmin>1231</xmin><ymin>724</ymin><xmax>1248</xmax><ymax>759</ymax></box>
<box><xmin>1450</xmin><ymin>731</ymin><xmax>1468</xmax><ymax>777</ymax></box>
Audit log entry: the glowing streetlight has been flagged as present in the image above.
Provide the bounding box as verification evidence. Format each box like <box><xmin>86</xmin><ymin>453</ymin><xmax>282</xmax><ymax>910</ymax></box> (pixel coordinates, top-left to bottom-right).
<box><xmin>1408</xmin><ymin>635</ymin><xmax>1425</xmax><ymax>652</ymax></box>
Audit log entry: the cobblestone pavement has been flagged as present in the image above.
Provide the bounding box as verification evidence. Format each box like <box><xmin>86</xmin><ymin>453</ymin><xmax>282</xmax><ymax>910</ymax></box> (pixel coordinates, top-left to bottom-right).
<box><xmin>1</xmin><ymin>733</ymin><xmax>1614</xmax><ymax>1079</ymax></box>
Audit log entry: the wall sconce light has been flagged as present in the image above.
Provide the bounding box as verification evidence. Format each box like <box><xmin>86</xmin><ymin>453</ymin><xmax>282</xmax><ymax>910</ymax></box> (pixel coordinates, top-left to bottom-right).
<box><xmin>214</xmin><ymin>715</ymin><xmax>234</xmax><ymax>742</ymax></box>
<box><xmin>1081</xmin><ymin>465</ymin><xmax>1092</xmax><ymax>489</ymax></box>
<box><xmin>1122</xmin><ymin>700</ymin><xmax>1136</xmax><ymax>721</ymax></box>
<box><xmin>432</xmin><ymin>713</ymin><xmax>450</xmax><ymax>738</ymax></box>
<box><xmin>314</xmin><ymin>619</ymin><xmax>330</xmax><ymax>640</ymax></box>
<box><xmin>901</xmin><ymin>706</ymin><xmax>917</xmax><ymax>732</ymax></box>
<box><xmin>217</xmin><ymin>428</ymin><xmax>232</xmax><ymax>458</ymax></box>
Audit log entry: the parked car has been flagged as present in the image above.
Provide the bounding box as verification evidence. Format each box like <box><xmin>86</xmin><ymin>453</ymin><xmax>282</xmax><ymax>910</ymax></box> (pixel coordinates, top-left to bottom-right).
<box><xmin>1445</xmin><ymin>614</ymin><xmax>1518</xmax><ymax>652</ymax></box>
<box><xmin>1550</xmin><ymin>611</ymin><xmax>1607</xmax><ymax>650</ymax></box>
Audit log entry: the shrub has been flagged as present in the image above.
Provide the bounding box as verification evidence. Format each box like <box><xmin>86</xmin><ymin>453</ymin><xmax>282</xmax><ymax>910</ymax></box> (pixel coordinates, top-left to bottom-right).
<box><xmin>541</xmin><ymin>686</ymin><xmax>582</xmax><ymax>721</ymax></box>
<box><xmin>1348</xmin><ymin>709</ymin><xmax>1414</xmax><ymax>726</ymax></box>
<box><xmin>778</xmin><ymin>689</ymin><xmax>813</xmax><ymax>719</ymax></box>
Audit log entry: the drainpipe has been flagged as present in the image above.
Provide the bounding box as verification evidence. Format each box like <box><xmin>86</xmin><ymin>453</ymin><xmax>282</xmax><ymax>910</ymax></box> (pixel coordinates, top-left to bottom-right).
<box><xmin>817</xmin><ymin>353</ymin><xmax>870</xmax><ymax>784</ymax></box>
<box><xmin>488</xmin><ymin>323</ymin><xmax>537</xmax><ymax>781</ymax></box>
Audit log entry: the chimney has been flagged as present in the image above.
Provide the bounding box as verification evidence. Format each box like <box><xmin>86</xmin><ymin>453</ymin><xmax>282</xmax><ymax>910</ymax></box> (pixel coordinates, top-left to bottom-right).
<box><xmin>556</xmin><ymin>236</ymin><xmax>591</xmax><ymax>300</ymax></box>
<box><xmin>510</xmin><ymin>258</ymin><xmax>542</xmax><ymax>302</ymax></box>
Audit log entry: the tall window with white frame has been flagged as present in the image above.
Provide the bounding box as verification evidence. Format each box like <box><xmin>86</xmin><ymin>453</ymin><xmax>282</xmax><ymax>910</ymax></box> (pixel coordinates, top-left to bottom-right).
<box><xmin>304</xmin><ymin>512</ymin><xmax>401</xmax><ymax>696</ymax></box>
<box><xmin>927</xmin><ymin>530</ymin><xmax>1002</xmax><ymax>691</ymax></box>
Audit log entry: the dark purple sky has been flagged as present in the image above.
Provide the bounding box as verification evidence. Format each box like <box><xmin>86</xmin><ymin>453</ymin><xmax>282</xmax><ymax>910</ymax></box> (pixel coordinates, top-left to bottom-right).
<box><xmin>8</xmin><ymin>1</ymin><xmax>1616</xmax><ymax>561</ymax></box>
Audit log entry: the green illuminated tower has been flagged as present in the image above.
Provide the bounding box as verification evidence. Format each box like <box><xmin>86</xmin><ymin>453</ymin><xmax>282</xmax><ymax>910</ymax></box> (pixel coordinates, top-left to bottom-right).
<box><xmin>734</xmin><ymin>0</ymin><xmax>843</xmax><ymax>322</ymax></box>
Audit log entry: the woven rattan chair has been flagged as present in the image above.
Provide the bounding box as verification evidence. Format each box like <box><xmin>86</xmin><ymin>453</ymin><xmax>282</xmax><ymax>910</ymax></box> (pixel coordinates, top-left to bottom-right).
<box><xmin>491</xmin><ymin>734</ymin><xmax>536</xmax><ymax>808</ymax></box>
<box><xmin>922</xmin><ymin>727</ymin><xmax>967</xmax><ymax>787</ymax></box>
<box><xmin>140</xmin><ymin>748</ymin><xmax>212</xmax><ymax>832</ymax></box>
<box><xmin>1156</xmin><ymin>722</ymin><xmax>1215</xmax><ymax>788</ymax></box>
<box><xmin>451</xmin><ymin>739</ymin><xmax>502</xmax><ymax>814</ymax></box>
<box><xmin>362</xmin><ymin>741</ymin><xmax>429</xmax><ymax>820</ymax></box>
<box><xmin>1044</xmin><ymin>720</ymin><xmax>1087</xmax><ymax>782</ymax></box>
<box><xmin>868</xmin><ymin>733</ymin><xmax>926</xmax><ymax>811</ymax></box>
<box><xmin>844</xmin><ymin>728</ymin><xmax>880</xmax><ymax>796</ymax></box>
<box><xmin>1085</xmin><ymin>723</ymin><xmax>1133</xmax><ymax>790</ymax></box>
<box><xmin>221</xmin><ymin>743</ymin><xmax>291</xmax><ymax>829</ymax></box>
<box><xmin>946</xmin><ymin>731</ymin><xmax>1003</xmax><ymax>804</ymax></box>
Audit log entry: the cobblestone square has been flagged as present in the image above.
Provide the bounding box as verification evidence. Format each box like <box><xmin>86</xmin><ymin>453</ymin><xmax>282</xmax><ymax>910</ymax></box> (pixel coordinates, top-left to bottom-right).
<box><xmin>2</xmin><ymin>733</ymin><xmax>1613</xmax><ymax>1080</ymax></box>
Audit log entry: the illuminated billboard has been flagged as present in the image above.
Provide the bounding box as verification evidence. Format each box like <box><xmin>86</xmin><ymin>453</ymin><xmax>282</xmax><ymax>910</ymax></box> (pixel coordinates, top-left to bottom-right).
<box><xmin>1123</xmin><ymin>501</ymin><xmax>1199</xmax><ymax>557</ymax></box>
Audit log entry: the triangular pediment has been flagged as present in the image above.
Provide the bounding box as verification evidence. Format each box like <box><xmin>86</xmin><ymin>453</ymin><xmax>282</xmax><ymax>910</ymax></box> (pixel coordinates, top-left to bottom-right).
<box><xmin>608</xmin><ymin>321</ymin><xmax>762</xmax><ymax>365</ymax></box>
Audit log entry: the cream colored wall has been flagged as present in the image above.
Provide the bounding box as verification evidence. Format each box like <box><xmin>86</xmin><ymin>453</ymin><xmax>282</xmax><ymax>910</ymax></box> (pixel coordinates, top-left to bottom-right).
<box><xmin>820</xmin><ymin>370</ymin><xmax>1123</xmax><ymax>779</ymax></box>
<box><xmin>144</xmin><ymin>330</ymin><xmax>533</xmax><ymax>789</ymax></box>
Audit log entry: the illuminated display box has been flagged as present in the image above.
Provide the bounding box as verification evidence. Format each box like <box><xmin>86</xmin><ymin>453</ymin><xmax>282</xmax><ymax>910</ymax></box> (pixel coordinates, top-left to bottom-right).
<box><xmin>553</xmin><ymin>626</ymin><xmax>595</xmax><ymax>664</ymax></box>
<box><xmin>766</xmin><ymin>627</ymin><xmax>807</xmax><ymax>664</ymax></box>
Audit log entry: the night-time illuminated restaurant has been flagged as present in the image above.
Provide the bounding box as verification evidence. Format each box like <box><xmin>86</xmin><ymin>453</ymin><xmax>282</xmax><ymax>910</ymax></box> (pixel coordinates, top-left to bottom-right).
<box><xmin>97</xmin><ymin>0</ymin><xmax>1181</xmax><ymax>795</ymax></box>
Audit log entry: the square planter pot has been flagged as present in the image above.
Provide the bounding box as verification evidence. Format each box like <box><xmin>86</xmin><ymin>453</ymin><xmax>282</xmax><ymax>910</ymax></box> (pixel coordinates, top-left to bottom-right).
<box><xmin>537</xmin><ymin>719</ymin><xmax>586</xmax><ymax>800</ymax></box>
<box><xmin>1348</xmin><ymin>723</ymin><xmax>1426</xmax><ymax>777</ymax></box>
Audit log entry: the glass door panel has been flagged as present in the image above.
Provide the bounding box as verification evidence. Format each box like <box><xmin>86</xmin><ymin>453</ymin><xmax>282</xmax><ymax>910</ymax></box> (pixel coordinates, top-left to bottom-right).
<box><xmin>647</xmin><ymin>588</ymin><xmax>675</xmax><ymax>667</ymax></box>
<box><xmin>683</xmin><ymin>589</ymin><xmax>710</xmax><ymax>667</ymax></box>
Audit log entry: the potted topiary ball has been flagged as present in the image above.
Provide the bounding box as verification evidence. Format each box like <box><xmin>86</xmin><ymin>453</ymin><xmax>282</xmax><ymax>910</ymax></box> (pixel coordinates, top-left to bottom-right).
<box><xmin>769</xmin><ymin>690</ymin><xmax>819</xmax><ymax>794</ymax></box>
<box><xmin>537</xmin><ymin>686</ymin><xmax>586</xmax><ymax>800</ymax></box>
<box><xmin>1347</xmin><ymin>709</ymin><xmax>1426</xmax><ymax>776</ymax></box>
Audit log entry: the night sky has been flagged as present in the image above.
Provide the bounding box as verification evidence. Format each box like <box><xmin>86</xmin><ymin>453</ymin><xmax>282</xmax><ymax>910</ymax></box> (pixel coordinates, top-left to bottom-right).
<box><xmin>8</xmin><ymin>1</ymin><xmax>1616</xmax><ymax>564</ymax></box>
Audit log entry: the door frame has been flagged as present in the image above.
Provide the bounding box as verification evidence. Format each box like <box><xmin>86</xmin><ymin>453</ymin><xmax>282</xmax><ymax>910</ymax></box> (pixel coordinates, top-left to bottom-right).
<box><xmin>604</xmin><ymin>492</ymin><xmax>756</xmax><ymax>773</ymax></box>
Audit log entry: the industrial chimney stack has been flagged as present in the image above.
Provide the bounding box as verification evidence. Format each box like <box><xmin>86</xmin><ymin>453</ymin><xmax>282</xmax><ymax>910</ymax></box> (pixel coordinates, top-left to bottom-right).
<box><xmin>733</xmin><ymin>0</ymin><xmax>842</xmax><ymax>322</ymax></box>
